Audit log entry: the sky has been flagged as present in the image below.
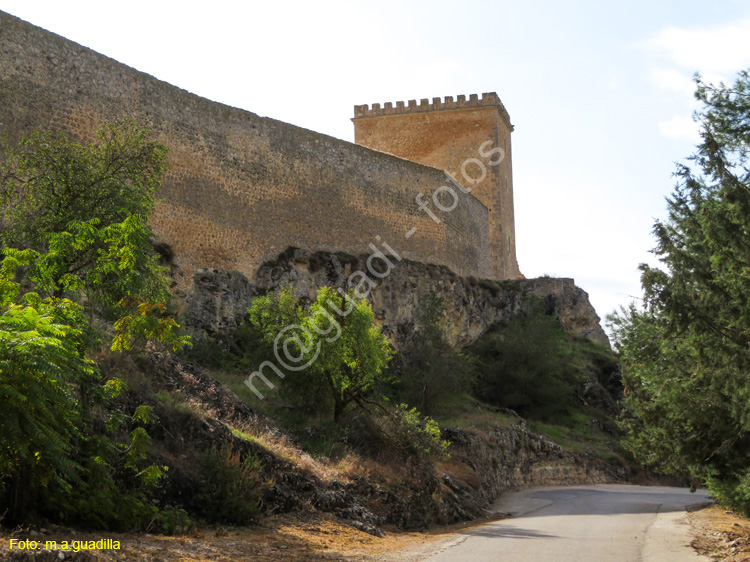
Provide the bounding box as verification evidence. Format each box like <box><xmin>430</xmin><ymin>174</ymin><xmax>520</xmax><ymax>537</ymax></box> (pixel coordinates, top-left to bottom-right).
<box><xmin>2</xmin><ymin>0</ymin><xmax>750</xmax><ymax>335</ymax></box>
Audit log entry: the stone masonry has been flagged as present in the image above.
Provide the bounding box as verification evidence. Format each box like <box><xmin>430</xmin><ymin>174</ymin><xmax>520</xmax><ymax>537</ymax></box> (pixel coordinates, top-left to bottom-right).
<box><xmin>353</xmin><ymin>93</ymin><xmax>521</xmax><ymax>279</ymax></box>
<box><xmin>0</xmin><ymin>10</ymin><xmax>522</xmax><ymax>292</ymax></box>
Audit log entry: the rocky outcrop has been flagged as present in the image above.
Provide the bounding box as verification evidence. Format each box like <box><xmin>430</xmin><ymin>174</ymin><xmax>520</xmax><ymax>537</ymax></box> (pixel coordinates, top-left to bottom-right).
<box><xmin>182</xmin><ymin>269</ymin><xmax>254</xmax><ymax>340</ymax></box>
<box><xmin>521</xmin><ymin>277</ymin><xmax>610</xmax><ymax>347</ymax></box>
<box><xmin>183</xmin><ymin>247</ymin><xmax>610</xmax><ymax>349</ymax></box>
<box><xmin>370</xmin><ymin>423</ymin><xmax>625</xmax><ymax>530</ymax></box>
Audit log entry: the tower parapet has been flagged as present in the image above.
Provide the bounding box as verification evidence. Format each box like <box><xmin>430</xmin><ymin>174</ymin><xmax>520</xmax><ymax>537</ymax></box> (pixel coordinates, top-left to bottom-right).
<box><xmin>353</xmin><ymin>92</ymin><xmax>513</xmax><ymax>131</ymax></box>
<box><xmin>352</xmin><ymin>91</ymin><xmax>521</xmax><ymax>280</ymax></box>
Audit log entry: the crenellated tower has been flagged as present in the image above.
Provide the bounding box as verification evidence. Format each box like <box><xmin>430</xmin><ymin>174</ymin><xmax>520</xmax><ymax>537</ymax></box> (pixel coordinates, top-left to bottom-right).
<box><xmin>352</xmin><ymin>93</ymin><xmax>521</xmax><ymax>280</ymax></box>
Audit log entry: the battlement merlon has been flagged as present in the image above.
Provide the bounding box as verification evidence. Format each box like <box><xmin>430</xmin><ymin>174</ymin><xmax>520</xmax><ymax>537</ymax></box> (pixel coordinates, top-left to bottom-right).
<box><xmin>352</xmin><ymin>92</ymin><xmax>514</xmax><ymax>131</ymax></box>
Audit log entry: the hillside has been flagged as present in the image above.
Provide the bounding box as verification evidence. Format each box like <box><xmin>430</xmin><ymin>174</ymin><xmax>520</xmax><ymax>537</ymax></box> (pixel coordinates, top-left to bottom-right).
<box><xmin>103</xmin><ymin>247</ymin><xmax>634</xmax><ymax>535</ymax></box>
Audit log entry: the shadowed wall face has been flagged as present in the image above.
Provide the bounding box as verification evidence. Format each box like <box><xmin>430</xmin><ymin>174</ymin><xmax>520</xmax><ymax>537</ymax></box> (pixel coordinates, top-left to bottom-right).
<box><xmin>0</xmin><ymin>11</ymin><xmax>492</xmax><ymax>292</ymax></box>
<box><xmin>353</xmin><ymin>94</ymin><xmax>521</xmax><ymax>280</ymax></box>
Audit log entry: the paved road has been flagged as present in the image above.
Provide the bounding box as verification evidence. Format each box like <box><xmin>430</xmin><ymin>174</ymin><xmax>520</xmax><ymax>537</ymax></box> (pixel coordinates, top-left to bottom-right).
<box><xmin>428</xmin><ymin>484</ymin><xmax>712</xmax><ymax>562</ymax></box>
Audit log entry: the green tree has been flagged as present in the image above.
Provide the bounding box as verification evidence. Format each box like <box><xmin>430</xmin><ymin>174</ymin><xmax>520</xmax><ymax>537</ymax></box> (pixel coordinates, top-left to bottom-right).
<box><xmin>0</xmin><ymin>123</ymin><xmax>187</xmax><ymax>528</ymax></box>
<box><xmin>397</xmin><ymin>292</ymin><xmax>473</xmax><ymax>416</ymax></box>
<box><xmin>0</xmin><ymin>120</ymin><xmax>168</xmax><ymax>249</ymax></box>
<box><xmin>0</xmin><ymin>293</ymin><xmax>92</xmax><ymax>518</ymax></box>
<box><xmin>0</xmin><ymin>230</ymin><xmax>184</xmax><ymax>526</ymax></box>
<box><xmin>6</xmin><ymin>215</ymin><xmax>171</xmax><ymax>318</ymax></box>
<box><xmin>385</xmin><ymin>403</ymin><xmax>450</xmax><ymax>463</ymax></box>
<box><xmin>248</xmin><ymin>286</ymin><xmax>394</xmax><ymax>421</ymax></box>
<box><xmin>609</xmin><ymin>69</ymin><xmax>750</xmax><ymax>513</ymax></box>
<box><xmin>468</xmin><ymin>297</ymin><xmax>576</xmax><ymax>422</ymax></box>
<box><xmin>0</xmin><ymin>121</ymin><xmax>171</xmax><ymax>318</ymax></box>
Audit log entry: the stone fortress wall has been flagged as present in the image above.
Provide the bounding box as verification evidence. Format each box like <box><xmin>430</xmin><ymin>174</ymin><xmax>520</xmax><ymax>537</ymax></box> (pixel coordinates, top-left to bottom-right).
<box><xmin>0</xmin><ymin>11</ymin><xmax>522</xmax><ymax>291</ymax></box>
<box><xmin>353</xmin><ymin>93</ymin><xmax>520</xmax><ymax>280</ymax></box>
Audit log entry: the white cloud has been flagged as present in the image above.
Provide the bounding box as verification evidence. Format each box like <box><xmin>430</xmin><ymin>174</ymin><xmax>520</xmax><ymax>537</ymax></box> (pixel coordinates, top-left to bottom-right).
<box><xmin>650</xmin><ymin>68</ymin><xmax>696</xmax><ymax>96</ymax></box>
<box><xmin>647</xmin><ymin>19</ymin><xmax>750</xmax><ymax>75</ymax></box>
<box><xmin>645</xmin><ymin>19</ymin><xmax>750</xmax><ymax>143</ymax></box>
<box><xmin>658</xmin><ymin>115</ymin><xmax>701</xmax><ymax>142</ymax></box>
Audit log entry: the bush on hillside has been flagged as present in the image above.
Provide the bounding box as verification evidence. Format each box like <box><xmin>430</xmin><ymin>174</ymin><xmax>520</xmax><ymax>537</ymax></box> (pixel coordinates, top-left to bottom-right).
<box><xmin>191</xmin><ymin>444</ymin><xmax>264</xmax><ymax>525</ymax></box>
<box><xmin>467</xmin><ymin>297</ymin><xmax>578</xmax><ymax>422</ymax></box>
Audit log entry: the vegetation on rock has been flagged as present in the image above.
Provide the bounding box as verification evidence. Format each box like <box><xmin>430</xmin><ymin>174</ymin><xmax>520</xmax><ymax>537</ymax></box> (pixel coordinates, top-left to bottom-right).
<box><xmin>467</xmin><ymin>296</ymin><xmax>619</xmax><ymax>425</ymax></box>
<box><xmin>395</xmin><ymin>291</ymin><xmax>474</xmax><ymax>416</ymax></box>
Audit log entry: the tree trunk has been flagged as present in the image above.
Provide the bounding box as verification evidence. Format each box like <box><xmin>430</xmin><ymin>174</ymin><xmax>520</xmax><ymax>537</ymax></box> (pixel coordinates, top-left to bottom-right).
<box><xmin>333</xmin><ymin>397</ymin><xmax>344</xmax><ymax>423</ymax></box>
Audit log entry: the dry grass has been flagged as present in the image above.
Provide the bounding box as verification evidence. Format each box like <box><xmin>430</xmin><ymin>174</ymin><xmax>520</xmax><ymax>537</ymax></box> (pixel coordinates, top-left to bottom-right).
<box><xmin>441</xmin><ymin>458</ymin><xmax>483</xmax><ymax>488</ymax></box>
<box><xmin>690</xmin><ymin>504</ymin><xmax>750</xmax><ymax>561</ymax></box>
<box><xmin>228</xmin><ymin>419</ymin><xmax>371</xmax><ymax>485</ymax></box>
<box><xmin>152</xmin><ymin>364</ymin><xmax>431</xmax><ymax>497</ymax></box>
<box><xmin>432</xmin><ymin>396</ymin><xmax>517</xmax><ymax>431</ymax></box>
<box><xmin>225</xmin><ymin>414</ymin><xmax>433</xmax><ymax>489</ymax></box>
<box><xmin>0</xmin><ymin>511</ymin><xmax>509</xmax><ymax>562</ymax></box>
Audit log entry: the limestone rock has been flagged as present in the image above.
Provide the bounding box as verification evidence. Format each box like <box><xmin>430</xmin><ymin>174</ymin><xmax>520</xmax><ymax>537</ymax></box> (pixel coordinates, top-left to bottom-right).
<box><xmin>521</xmin><ymin>276</ymin><xmax>610</xmax><ymax>347</ymax></box>
<box><xmin>183</xmin><ymin>248</ymin><xmax>611</xmax><ymax>350</ymax></box>
<box><xmin>183</xmin><ymin>268</ymin><xmax>255</xmax><ymax>340</ymax></box>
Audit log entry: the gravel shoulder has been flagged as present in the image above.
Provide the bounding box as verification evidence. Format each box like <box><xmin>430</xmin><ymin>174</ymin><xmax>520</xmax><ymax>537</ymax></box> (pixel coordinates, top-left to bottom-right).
<box><xmin>689</xmin><ymin>504</ymin><xmax>750</xmax><ymax>562</ymax></box>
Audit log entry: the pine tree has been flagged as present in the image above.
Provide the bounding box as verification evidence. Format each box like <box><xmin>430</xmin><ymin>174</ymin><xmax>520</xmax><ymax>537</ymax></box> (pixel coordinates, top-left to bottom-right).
<box><xmin>610</xmin><ymin>70</ymin><xmax>750</xmax><ymax>512</ymax></box>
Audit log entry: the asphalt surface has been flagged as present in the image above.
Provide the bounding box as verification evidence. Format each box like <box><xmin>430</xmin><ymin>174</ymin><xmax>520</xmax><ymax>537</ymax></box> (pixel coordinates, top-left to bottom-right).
<box><xmin>428</xmin><ymin>484</ymin><xmax>712</xmax><ymax>562</ymax></box>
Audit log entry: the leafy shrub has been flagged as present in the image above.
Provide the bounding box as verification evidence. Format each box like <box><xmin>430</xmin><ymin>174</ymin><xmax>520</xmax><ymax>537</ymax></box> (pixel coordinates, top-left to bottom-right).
<box><xmin>191</xmin><ymin>444</ymin><xmax>264</xmax><ymax>526</ymax></box>
<box><xmin>398</xmin><ymin>346</ymin><xmax>473</xmax><ymax>416</ymax></box>
<box><xmin>387</xmin><ymin>404</ymin><xmax>450</xmax><ymax>464</ymax></box>
<box><xmin>0</xmin><ymin>295</ymin><xmax>92</xmax><ymax>520</ymax></box>
<box><xmin>345</xmin><ymin>405</ymin><xmax>449</xmax><ymax>469</ymax></box>
<box><xmin>149</xmin><ymin>505</ymin><xmax>192</xmax><ymax>535</ymax></box>
<box><xmin>478</xmin><ymin>278</ymin><xmax>502</xmax><ymax>296</ymax></box>
<box><xmin>180</xmin><ymin>336</ymin><xmax>231</xmax><ymax>369</ymax></box>
<box><xmin>706</xmin><ymin>471</ymin><xmax>750</xmax><ymax>517</ymax></box>
<box><xmin>181</xmin><ymin>323</ymin><xmax>270</xmax><ymax>371</ymax></box>
<box><xmin>45</xmin><ymin>460</ymin><xmax>189</xmax><ymax>534</ymax></box>
<box><xmin>467</xmin><ymin>297</ymin><xmax>578</xmax><ymax>422</ymax></box>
